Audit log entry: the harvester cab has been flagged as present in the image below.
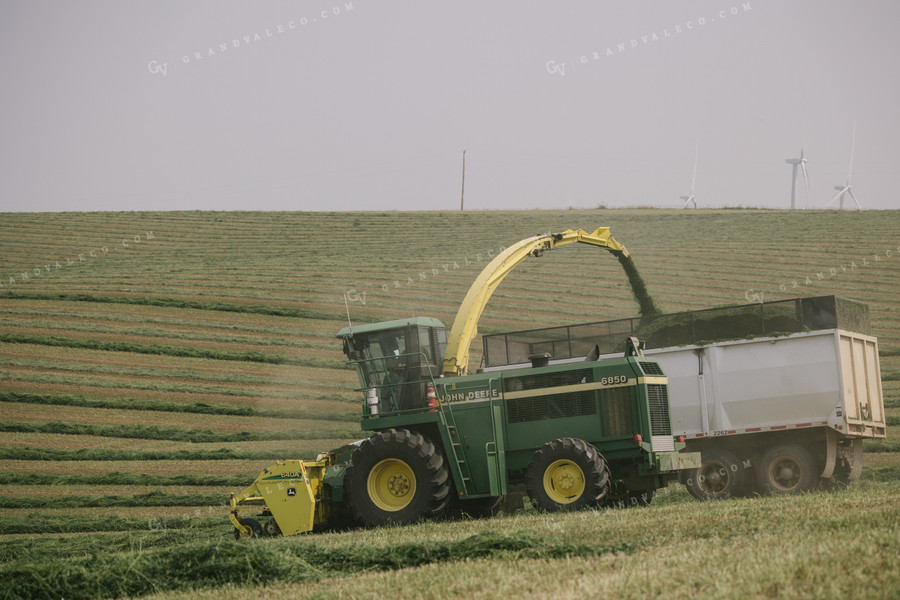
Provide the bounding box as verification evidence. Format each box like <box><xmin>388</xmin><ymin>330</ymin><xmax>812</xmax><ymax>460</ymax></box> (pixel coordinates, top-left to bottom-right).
<box><xmin>338</xmin><ymin>317</ymin><xmax>448</xmax><ymax>415</ymax></box>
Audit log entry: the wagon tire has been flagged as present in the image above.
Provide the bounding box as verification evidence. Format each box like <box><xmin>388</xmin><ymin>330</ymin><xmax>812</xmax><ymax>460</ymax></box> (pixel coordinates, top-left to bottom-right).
<box><xmin>756</xmin><ymin>444</ymin><xmax>817</xmax><ymax>495</ymax></box>
<box><xmin>685</xmin><ymin>447</ymin><xmax>748</xmax><ymax>500</ymax></box>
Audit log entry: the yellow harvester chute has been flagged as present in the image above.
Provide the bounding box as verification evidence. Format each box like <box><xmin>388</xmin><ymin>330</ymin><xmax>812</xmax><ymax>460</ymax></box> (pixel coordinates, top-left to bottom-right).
<box><xmin>441</xmin><ymin>227</ymin><xmax>628</xmax><ymax>377</ymax></box>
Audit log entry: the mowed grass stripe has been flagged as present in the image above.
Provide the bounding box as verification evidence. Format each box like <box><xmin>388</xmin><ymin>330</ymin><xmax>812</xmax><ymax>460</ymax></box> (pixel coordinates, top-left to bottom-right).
<box><xmin>0</xmin><ymin>447</ymin><xmax>326</xmax><ymax>461</ymax></box>
<box><xmin>0</xmin><ymin>484</ymin><xmax>229</xmax><ymax>498</ymax></box>
<box><xmin>0</xmin><ymin>298</ymin><xmax>347</xmax><ymax>336</ymax></box>
<box><xmin>0</xmin><ymin>342</ymin><xmax>357</xmax><ymax>392</ymax></box>
<box><xmin>0</xmin><ymin>492</ymin><xmax>226</xmax><ymax>510</ymax></box>
<box><xmin>0</xmin><ymin>355</ymin><xmax>354</xmax><ymax>391</ymax></box>
<box><xmin>0</xmin><ymin>380</ymin><xmax>358</xmax><ymax>412</ymax></box>
<box><xmin>0</xmin><ymin>471</ymin><xmax>249</xmax><ymax>487</ymax></box>
<box><xmin>0</xmin><ymin>459</ymin><xmax>290</xmax><ymax>476</ymax></box>
<box><xmin>0</xmin><ymin>421</ymin><xmax>359</xmax><ymax>443</ymax></box>
<box><xmin>0</xmin><ymin>291</ymin><xmax>345</xmax><ymax>320</ymax></box>
<box><xmin>0</xmin><ymin>331</ymin><xmax>347</xmax><ymax>368</ymax></box>
<box><xmin>0</xmin><ymin>392</ymin><xmax>356</xmax><ymax>421</ymax></box>
<box><xmin>0</xmin><ymin>513</ymin><xmax>223</xmax><ymax>535</ymax></box>
<box><xmin>0</xmin><ymin>317</ymin><xmax>339</xmax><ymax>350</ymax></box>
<box><xmin>1</xmin><ymin>432</ymin><xmax>356</xmax><ymax>453</ymax></box>
<box><xmin>0</xmin><ymin>305</ymin><xmax>344</xmax><ymax>341</ymax></box>
<box><xmin>0</xmin><ymin>402</ymin><xmax>358</xmax><ymax>435</ymax></box>
<box><xmin>2</xmin><ymin>370</ymin><xmax>358</xmax><ymax>402</ymax></box>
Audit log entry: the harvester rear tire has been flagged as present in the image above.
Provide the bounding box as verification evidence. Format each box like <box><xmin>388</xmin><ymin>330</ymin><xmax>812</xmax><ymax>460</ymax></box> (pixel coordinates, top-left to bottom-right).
<box><xmin>526</xmin><ymin>438</ymin><xmax>609</xmax><ymax>512</ymax></box>
<box><xmin>345</xmin><ymin>428</ymin><xmax>450</xmax><ymax>528</ymax></box>
<box><xmin>756</xmin><ymin>444</ymin><xmax>817</xmax><ymax>495</ymax></box>
<box><xmin>233</xmin><ymin>517</ymin><xmax>263</xmax><ymax>540</ymax></box>
<box><xmin>685</xmin><ymin>448</ymin><xmax>748</xmax><ymax>500</ymax></box>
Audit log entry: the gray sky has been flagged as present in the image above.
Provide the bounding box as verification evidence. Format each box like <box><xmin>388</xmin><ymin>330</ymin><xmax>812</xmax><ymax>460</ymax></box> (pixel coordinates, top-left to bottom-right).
<box><xmin>1</xmin><ymin>0</ymin><xmax>899</xmax><ymax>212</ymax></box>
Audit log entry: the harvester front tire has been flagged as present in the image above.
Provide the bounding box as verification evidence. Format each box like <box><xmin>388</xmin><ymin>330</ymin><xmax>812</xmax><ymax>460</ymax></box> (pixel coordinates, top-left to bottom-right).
<box><xmin>685</xmin><ymin>448</ymin><xmax>748</xmax><ymax>500</ymax></box>
<box><xmin>526</xmin><ymin>438</ymin><xmax>609</xmax><ymax>512</ymax></box>
<box><xmin>233</xmin><ymin>517</ymin><xmax>263</xmax><ymax>540</ymax></box>
<box><xmin>756</xmin><ymin>444</ymin><xmax>817</xmax><ymax>495</ymax></box>
<box><xmin>345</xmin><ymin>428</ymin><xmax>450</xmax><ymax>528</ymax></box>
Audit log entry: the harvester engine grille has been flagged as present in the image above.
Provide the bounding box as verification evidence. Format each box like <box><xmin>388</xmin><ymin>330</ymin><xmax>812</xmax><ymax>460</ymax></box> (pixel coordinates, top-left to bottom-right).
<box><xmin>503</xmin><ymin>368</ymin><xmax>593</xmax><ymax>392</ymax></box>
<box><xmin>599</xmin><ymin>386</ymin><xmax>633</xmax><ymax>436</ymax></box>
<box><xmin>639</xmin><ymin>361</ymin><xmax>665</xmax><ymax>376</ymax></box>
<box><xmin>506</xmin><ymin>391</ymin><xmax>596</xmax><ymax>424</ymax></box>
<box><xmin>647</xmin><ymin>384</ymin><xmax>672</xmax><ymax>436</ymax></box>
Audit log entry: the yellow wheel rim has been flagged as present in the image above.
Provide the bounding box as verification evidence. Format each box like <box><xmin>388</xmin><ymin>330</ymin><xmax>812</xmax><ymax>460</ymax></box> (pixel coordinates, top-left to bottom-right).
<box><xmin>367</xmin><ymin>458</ymin><xmax>416</xmax><ymax>512</ymax></box>
<box><xmin>543</xmin><ymin>459</ymin><xmax>585</xmax><ymax>504</ymax></box>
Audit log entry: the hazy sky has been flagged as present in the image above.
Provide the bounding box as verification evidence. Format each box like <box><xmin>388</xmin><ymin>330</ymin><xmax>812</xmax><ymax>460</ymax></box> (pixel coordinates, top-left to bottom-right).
<box><xmin>1</xmin><ymin>1</ymin><xmax>899</xmax><ymax>212</ymax></box>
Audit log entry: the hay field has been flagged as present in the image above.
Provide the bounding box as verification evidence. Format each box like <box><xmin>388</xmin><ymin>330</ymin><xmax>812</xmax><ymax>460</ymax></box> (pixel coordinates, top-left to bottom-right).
<box><xmin>1</xmin><ymin>209</ymin><xmax>898</xmax><ymax>599</ymax></box>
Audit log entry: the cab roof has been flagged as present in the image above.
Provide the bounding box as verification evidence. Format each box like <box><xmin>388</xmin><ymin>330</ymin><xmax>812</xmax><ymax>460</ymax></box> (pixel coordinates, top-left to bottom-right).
<box><xmin>337</xmin><ymin>317</ymin><xmax>446</xmax><ymax>338</ymax></box>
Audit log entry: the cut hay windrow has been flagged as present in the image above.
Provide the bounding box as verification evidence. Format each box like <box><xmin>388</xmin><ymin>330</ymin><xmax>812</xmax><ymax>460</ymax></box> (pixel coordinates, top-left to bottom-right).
<box><xmin>0</xmin><ymin>514</ymin><xmax>223</xmax><ymax>536</ymax></box>
<box><xmin>0</xmin><ymin>332</ymin><xmax>348</xmax><ymax>369</ymax></box>
<box><xmin>1</xmin><ymin>371</ymin><xmax>357</xmax><ymax>402</ymax></box>
<box><xmin>0</xmin><ymin>491</ymin><xmax>226</xmax><ymax>509</ymax></box>
<box><xmin>0</xmin><ymin>421</ymin><xmax>359</xmax><ymax>443</ymax></box>
<box><xmin>0</xmin><ymin>471</ymin><xmax>249</xmax><ymax>486</ymax></box>
<box><xmin>0</xmin><ymin>447</ymin><xmax>324</xmax><ymax>462</ymax></box>
<box><xmin>0</xmin><ymin>291</ymin><xmax>346</xmax><ymax>321</ymax></box>
<box><xmin>0</xmin><ymin>392</ymin><xmax>356</xmax><ymax>421</ymax></box>
<box><xmin>0</xmin><ymin>531</ymin><xmax>634</xmax><ymax>600</ymax></box>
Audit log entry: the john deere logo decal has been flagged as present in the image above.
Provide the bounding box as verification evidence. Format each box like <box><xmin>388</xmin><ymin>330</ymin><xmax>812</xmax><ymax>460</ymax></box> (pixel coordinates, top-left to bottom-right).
<box><xmin>287</xmin><ymin>487</ymin><xmax>296</xmax><ymax>497</ymax></box>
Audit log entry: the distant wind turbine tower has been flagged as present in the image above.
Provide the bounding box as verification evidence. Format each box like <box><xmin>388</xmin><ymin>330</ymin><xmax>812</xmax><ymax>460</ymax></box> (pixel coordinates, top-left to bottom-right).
<box><xmin>680</xmin><ymin>140</ymin><xmax>699</xmax><ymax>209</ymax></box>
<box><xmin>826</xmin><ymin>122</ymin><xmax>861</xmax><ymax>210</ymax></box>
<box><xmin>785</xmin><ymin>146</ymin><xmax>809</xmax><ymax>209</ymax></box>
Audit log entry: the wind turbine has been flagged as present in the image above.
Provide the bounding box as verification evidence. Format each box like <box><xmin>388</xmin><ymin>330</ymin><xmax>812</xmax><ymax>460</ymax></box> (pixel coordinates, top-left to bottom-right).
<box><xmin>826</xmin><ymin>122</ymin><xmax>861</xmax><ymax>210</ymax></box>
<box><xmin>680</xmin><ymin>139</ymin><xmax>698</xmax><ymax>208</ymax></box>
<box><xmin>785</xmin><ymin>146</ymin><xmax>809</xmax><ymax>210</ymax></box>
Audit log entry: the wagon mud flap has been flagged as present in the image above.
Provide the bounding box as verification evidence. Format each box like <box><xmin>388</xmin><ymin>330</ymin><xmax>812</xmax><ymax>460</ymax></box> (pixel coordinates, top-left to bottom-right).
<box><xmin>658</xmin><ymin>451</ymin><xmax>701</xmax><ymax>472</ymax></box>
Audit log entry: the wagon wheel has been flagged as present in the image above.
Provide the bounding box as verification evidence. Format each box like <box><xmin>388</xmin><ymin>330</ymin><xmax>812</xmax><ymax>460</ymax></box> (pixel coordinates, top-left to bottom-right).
<box><xmin>756</xmin><ymin>444</ymin><xmax>817</xmax><ymax>495</ymax></box>
<box><xmin>685</xmin><ymin>447</ymin><xmax>749</xmax><ymax>500</ymax></box>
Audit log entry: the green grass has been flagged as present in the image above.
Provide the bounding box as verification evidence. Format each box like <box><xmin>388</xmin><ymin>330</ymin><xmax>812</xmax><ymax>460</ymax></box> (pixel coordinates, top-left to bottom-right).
<box><xmin>3</xmin><ymin>482</ymin><xmax>899</xmax><ymax>600</ymax></box>
<box><xmin>863</xmin><ymin>440</ymin><xmax>900</xmax><ymax>453</ymax></box>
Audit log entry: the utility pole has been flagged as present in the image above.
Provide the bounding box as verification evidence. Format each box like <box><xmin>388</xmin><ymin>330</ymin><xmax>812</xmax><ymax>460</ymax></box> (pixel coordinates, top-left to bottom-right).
<box><xmin>460</xmin><ymin>150</ymin><xmax>466</xmax><ymax>211</ymax></box>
